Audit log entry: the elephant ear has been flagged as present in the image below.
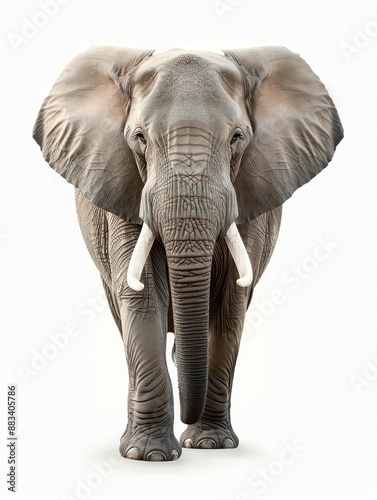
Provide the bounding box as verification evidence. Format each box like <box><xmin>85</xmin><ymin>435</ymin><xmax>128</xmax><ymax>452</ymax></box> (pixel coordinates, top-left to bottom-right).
<box><xmin>223</xmin><ymin>47</ymin><xmax>344</xmax><ymax>223</ymax></box>
<box><xmin>33</xmin><ymin>46</ymin><xmax>154</xmax><ymax>223</ymax></box>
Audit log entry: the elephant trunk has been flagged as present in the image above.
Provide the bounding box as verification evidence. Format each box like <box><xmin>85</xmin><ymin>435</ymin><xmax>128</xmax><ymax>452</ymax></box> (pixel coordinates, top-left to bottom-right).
<box><xmin>165</xmin><ymin>235</ymin><xmax>214</xmax><ymax>424</ymax></box>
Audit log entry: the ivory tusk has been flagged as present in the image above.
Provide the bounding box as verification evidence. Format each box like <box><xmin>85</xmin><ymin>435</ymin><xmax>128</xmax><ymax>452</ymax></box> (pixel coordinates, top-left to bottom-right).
<box><xmin>127</xmin><ymin>223</ymin><xmax>155</xmax><ymax>291</ymax></box>
<box><xmin>224</xmin><ymin>222</ymin><xmax>253</xmax><ymax>288</ymax></box>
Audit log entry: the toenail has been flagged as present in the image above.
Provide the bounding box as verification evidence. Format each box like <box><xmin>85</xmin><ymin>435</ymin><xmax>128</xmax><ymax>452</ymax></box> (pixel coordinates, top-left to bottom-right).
<box><xmin>198</xmin><ymin>438</ymin><xmax>216</xmax><ymax>449</ymax></box>
<box><xmin>146</xmin><ymin>451</ymin><xmax>167</xmax><ymax>461</ymax></box>
<box><xmin>126</xmin><ymin>447</ymin><xmax>140</xmax><ymax>460</ymax></box>
<box><xmin>183</xmin><ymin>438</ymin><xmax>194</xmax><ymax>448</ymax></box>
<box><xmin>222</xmin><ymin>438</ymin><xmax>235</xmax><ymax>448</ymax></box>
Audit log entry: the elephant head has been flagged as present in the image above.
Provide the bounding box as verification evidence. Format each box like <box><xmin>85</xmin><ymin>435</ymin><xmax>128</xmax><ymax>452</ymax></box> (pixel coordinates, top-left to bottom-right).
<box><xmin>33</xmin><ymin>46</ymin><xmax>343</xmax><ymax>424</ymax></box>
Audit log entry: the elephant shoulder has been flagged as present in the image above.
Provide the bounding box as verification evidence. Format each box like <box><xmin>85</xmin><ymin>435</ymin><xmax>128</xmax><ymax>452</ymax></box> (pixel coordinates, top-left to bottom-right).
<box><xmin>75</xmin><ymin>189</ymin><xmax>112</xmax><ymax>285</ymax></box>
<box><xmin>241</xmin><ymin>207</ymin><xmax>282</xmax><ymax>287</ymax></box>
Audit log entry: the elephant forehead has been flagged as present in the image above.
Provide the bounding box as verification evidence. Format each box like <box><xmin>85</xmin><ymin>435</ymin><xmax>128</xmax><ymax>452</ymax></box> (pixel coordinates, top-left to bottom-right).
<box><xmin>133</xmin><ymin>50</ymin><xmax>244</xmax><ymax>102</ymax></box>
<box><xmin>131</xmin><ymin>51</ymin><xmax>245</xmax><ymax>130</ymax></box>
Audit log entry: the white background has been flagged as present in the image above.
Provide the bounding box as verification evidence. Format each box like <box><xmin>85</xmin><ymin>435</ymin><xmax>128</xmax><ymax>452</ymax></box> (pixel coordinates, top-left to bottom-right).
<box><xmin>1</xmin><ymin>0</ymin><xmax>376</xmax><ymax>499</ymax></box>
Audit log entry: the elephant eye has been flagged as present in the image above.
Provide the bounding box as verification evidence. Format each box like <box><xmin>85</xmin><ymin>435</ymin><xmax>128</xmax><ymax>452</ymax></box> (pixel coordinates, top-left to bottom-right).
<box><xmin>134</xmin><ymin>129</ymin><xmax>147</xmax><ymax>146</ymax></box>
<box><xmin>230</xmin><ymin>131</ymin><xmax>243</xmax><ymax>145</ymax></box>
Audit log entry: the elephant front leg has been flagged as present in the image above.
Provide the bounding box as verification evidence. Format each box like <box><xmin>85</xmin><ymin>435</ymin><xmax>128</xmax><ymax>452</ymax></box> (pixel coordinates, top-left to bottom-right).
<box><xmin>180</xmin><ymin>336</ymin><xmax>241</xmax><ymax>449</ymax></box>
<box><xmin>180</xmin><ymin>285</ymin><xmax>246</xmax><ymax>449</ymax></box>
<box><xmin>119</xmin><ymin>303</ymin><xmax>181</xmax><ymax>461</ymax></box>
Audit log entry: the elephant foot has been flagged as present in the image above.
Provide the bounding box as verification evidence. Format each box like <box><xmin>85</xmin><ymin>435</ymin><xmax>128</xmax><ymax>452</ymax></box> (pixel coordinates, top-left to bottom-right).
<box><xmin>180</xmin><ymin>420</ymin><xmax>239</xmax><ymax>449</ymax></box>
<box><xmin>119</xmin><ymin>422</ymin><xmax>182</xmax><ymax>462</ymax></box>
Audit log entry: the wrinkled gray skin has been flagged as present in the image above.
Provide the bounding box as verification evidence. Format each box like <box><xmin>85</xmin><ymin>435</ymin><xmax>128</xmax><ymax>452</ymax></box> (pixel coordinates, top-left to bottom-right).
<box><xmin>33</xmin><ymin>46</ymin><xmax>343</xmax><ymax>461</ymax></box>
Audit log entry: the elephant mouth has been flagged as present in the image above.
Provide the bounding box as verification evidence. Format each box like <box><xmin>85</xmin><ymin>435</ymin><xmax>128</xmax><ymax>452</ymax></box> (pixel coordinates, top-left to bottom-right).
<box><xmin>127</xmin><ymin>221</ymin><xmax>253</xmax><ymax>291</ymax></box>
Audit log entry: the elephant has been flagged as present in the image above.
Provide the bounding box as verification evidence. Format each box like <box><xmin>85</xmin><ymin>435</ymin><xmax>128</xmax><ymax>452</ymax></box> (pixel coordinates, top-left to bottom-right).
<box><xmin>33</xmin><ymin>46</ymin><xmax>343</xmax><ymax>461</ymax></box>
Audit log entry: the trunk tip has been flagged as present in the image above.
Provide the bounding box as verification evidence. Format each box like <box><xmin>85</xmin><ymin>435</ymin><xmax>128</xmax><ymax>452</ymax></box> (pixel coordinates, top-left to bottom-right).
<box><xmin>180</xmin><ymin>407</ymin><xmax>204</xmax><ymax>425</ymax></box>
